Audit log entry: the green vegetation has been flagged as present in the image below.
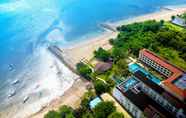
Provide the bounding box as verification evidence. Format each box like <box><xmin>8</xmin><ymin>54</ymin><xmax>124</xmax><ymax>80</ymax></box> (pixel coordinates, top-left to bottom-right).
<box><xmin>44</xmin><ymin>106</ymin><xmax>75</xmax><ymax>118</ymax></box>
<box><xmin>108</xmin><ymin>112</ymin><xmax>124</xmax><ymax>118</ymax></box>
<box><xmin>47</xmin><ymin>14</ymin><xmax>186</xmax><ymax>118</ymax></box>
<box><xmin>94</xmin><ymin>80</ymin><xmax>110</xmax><ymax>95</ymax></box>
<box><xmin>112</xmin><ymin>59</ymin><xmax>129</xmax><ymax>77</ymax></box>
<box><xmin>164</xmin><ymin>22</ymin><xmax>184</xmax><ymax>32</ymax></box>
<box><xmin>180</xmin><ymin>12</ymin><xmax>186</xmax><ymax>20</ymax></box>
<box><xmin>44</xmin><ymin>91</ymin><xmax>122</xmax><ymax>118</ymax></box>
<box><xmin>44</xmin><ymin>110</ymin><xmax>60</xmax><ymax>118</ymax></box>
<box><xmin>112</xmin><ymin>20</ymin><xmax>186</xmax><ymax>69</ymax></box>
<box><xmin>94</xmin><ymin>47</ymin><xmax>111</xmax><ymax>61</ymax></box>
<box><xmin>76</xmin><ymin>62</ymin><xmax>92</xmax><ymax>80</ymax></box>
<box><xmin>93</xmin><ymin>101</ymin><xmax>116</xmax><ymax>118</ymax></box>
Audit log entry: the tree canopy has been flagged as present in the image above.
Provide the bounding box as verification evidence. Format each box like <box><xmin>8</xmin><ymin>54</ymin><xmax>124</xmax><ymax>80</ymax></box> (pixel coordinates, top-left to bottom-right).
<box><xmin>112</xmin><ymin>20</ymin><xmax>186</xmax><ymax>70</ymax></box>
<box><xmin>94</xmin><ymin>47</ymin><xmax>111</xmax><ymax>61</ymax></box>
<box><xmin>93</xmin><ymin>101</ymin><xmax>116</xmax><ymax>118</ymax></box>
<box><xmin>44</xmin><ymin>106</ymin><xmax>75</xmax><ymax>118</ymax></box>
<box><xmin>108</xmin><ymin>112</ymin><xmax>124</xmax><ymax>118</ymax></box>
<box><xmin>76</xmin><ymin>62</ymin><xmax>92</xmax><ymax>80</ymax></box>
<box><xmin>94</xmin><ymin>80</ymin><xmax>110</xmax><ymax>95</ymax></box>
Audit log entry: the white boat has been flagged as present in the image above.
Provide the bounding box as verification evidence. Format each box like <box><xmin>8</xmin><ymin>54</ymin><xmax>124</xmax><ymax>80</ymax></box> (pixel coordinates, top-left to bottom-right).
<box><xmin>8</xmin><ymin>90</ymin><xmax>16</xmax><ymax>98</ymax></box>
<box><xmin>23</xmin><ymin>96</ymin><xmax>29</xmax><ymax>103</ymax></box>
<box><xmin>12</xmin><ymin>79</ymin><xmax>19</xmax><ymax>85</ymax></box>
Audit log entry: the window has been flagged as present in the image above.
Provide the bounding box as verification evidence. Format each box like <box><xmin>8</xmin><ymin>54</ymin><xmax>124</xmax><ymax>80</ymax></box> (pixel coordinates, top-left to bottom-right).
<box><xmin>127</xmin><ymin>102</ymin><xmax>131</xmax><ymax>111</ymax></box>
<box><xmin>166</xmin><ymin>103</ymin><xmax>173</xmax><ymax>112</ymax></box>
<box><xmin>132</xmin><ymin>107</ymin><xmax>138</xmax><ymax>117</ymax></box>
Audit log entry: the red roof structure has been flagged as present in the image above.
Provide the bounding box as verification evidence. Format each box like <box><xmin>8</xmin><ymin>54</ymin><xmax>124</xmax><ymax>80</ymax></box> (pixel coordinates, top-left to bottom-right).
<box><xmin>140</xmin><ymin>49</ymin><xmax>186</xmax><ymax>101</ymax></box>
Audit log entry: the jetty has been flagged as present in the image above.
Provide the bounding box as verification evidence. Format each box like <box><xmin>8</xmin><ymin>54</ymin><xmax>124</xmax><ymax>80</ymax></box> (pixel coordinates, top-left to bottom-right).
<box><xmin>48</xmin><ymin>45</ymin><xmax>78</xmax><ymax>75</ymax></box>
<box><xmin>99</xmin><ymin>23</ymin><xmax>117</xmax><ymax>32</ymax></box>
<box><xmin>160</xmin><ymin>6</ymin><xmax>175</xmax><ymax>11</ymax></box>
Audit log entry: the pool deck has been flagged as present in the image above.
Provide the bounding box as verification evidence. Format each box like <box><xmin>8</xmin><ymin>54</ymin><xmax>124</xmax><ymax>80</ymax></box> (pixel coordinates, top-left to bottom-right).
<box><xmin>128</xmin><ymin>63</ymin><xmax>161</xmax><ymax>85</ymax></box>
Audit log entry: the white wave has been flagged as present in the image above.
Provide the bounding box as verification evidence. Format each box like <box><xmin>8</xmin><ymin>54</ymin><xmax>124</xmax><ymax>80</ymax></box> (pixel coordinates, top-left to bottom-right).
<box><xmin>46</xmin><ymin>28</ymin><xmax>64</xmax><ymax>43</ymax></box>
<box><xmin>1</xmin><ymin>46</ymin><xmax>79</xmax><ymax>118</ymax></box>
<box><xmin>0</xmin><ymin>0</ymin><xmax>30</xmax><ymax>12</ymax></box>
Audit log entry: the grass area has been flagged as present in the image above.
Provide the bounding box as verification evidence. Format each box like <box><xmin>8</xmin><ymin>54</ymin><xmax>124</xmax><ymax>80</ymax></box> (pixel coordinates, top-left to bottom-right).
<box><xmin>158</xmin><ymin>47</ymin><xmax>186</xmax><ymax>70</ymax></box>
<box><xmin>164</xmin><ymin>22</ymin><xmax>184</xmax><ymax>32</ymax></box>
<box><xmin>96</xmin><ymin>70</ymin><xmax>113</xmax><ymax>81</ymax></box>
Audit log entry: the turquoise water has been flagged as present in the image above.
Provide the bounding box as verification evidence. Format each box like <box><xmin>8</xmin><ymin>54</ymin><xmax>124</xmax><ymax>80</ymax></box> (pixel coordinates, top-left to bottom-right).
<box><xmin>121</xmin><ymin>76</ymin><xmax>139</xmax><ymax>92</ymax></box>
<box><xmin>1</xmin><ymin>0</ymin><xmax>186</xmax><ymax>80</ymax></box>
<box><xmin>129</xmin><ymin>63</ymin><xmax>161</xmax><ymax>85</ymax></box>
<box><xmin>0</xmin><ymin>0</ymin><xmax>186</xmax><ymax>113</ymax></box>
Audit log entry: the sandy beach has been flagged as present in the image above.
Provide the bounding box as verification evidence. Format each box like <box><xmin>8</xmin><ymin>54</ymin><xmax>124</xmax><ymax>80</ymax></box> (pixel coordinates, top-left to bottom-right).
<box><xmin>26</xmin><ymin>5</ymin><xmax>186</xmax><ymax>118</ymax></box>
<box><xmin>29</xmin><ymin>79</ymin><xmax>90</xmax><ymax>118</ymax></box>
<box><xmin>61</xmin><ymin>6</ymin><xmax>186</xmax><ymax>68</ymax></box>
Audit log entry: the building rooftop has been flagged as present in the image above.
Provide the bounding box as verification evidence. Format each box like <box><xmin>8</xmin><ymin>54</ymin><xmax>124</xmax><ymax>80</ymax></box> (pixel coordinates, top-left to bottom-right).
<box><xmin>134</xmin><ymin>70</ymin><xmax>186</xmax><ymax>109</ymax></box>
<box><xmin>117</xmin><ymin>76</ymin><xmax>173</xmax><ymax>118</ymax></box>
<box><xmin>128</xmin><ymin>63</ymin><xmax>161</xmax><ymax>85</ymax></box>
<box><xmin>140</xmin><ymin>49</ymin><xmax>186</xmax><ymax>101</ymax></box>
<box><xmin>89</xmin><ymin>97</ymin><xmax>102</xmax><ymax>109</ymax></box>
<box><xmin>94</xmin><ymin>62</ymin><xmax>112</xmax><ymax>73</ymax></box>
<box><xmin>173</xmin><ymin>74</ymin><xmax>186</xmax><ymax>90</ymax></box>
<box><xmin>171</xmin><ymin>17</ymin><xmax>186</xmax><ymax>27</ymax></box>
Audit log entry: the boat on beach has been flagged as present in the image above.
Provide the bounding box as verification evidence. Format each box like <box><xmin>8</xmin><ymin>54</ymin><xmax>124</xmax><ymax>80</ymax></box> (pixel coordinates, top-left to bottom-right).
<box><xmin>8</xmin><ymin>90</ymin><xmax>16</xmax><ymax>98</ymax></box>
<box><xmin>23</xmin><ymin>96</ymin><xmax>29</xmax><ymax>103</ymax></box>
<box><xmin>12</xmin><ymin>79</ymin><xmax>20</xmax><ymax>85</ymax></box>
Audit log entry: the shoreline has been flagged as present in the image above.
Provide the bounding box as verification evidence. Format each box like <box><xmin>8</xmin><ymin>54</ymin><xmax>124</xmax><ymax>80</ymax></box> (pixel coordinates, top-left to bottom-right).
<box><xmin>61</xmin><ymin>5</ymin><xmax>186</xmax><ymax>69</ymax></box>
<box><xmin>29</xmin><ymin>79</ymin><xmax>90</xmax><ymax>118</ymax></box>
<box><xmin>17</xmin><ymin>5</ymin><xmax>186</xmax><ymax>118</ymax></box>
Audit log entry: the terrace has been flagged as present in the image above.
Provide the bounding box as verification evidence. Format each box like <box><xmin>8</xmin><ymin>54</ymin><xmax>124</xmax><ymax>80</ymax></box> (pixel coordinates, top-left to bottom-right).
<box><xmin>116</xmin><ymin>76</ymin><xmax>174</xmax><ymax>118</ymax></box>
<box><xmin>128</xmin><ymin>63</ymin><xmax>161</xmax><ymax>85</ymax></box>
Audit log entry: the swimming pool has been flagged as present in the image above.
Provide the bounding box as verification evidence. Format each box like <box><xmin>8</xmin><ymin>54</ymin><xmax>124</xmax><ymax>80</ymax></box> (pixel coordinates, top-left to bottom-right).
<box><xmin>128</xmin><ymin>63</ymin><xmax>161</xmax><ymax>85</ymax></box>
<box><xmin>121</xmin><ymin>76</ymin><xmax>139</xmax><ymax>92</ymax></box>
<box><xmin>111</xmin><ymin>77</ymin><xmax>124</xmax><ymax>85</ymax></box>
<box><xmin>89</xmin><ymin>97</ymin><xmax>102</xmax><ymax>109</ymax></box>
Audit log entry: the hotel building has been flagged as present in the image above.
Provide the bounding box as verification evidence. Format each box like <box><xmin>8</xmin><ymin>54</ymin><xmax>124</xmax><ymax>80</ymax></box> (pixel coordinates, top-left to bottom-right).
<box><xmin>139</xmin><ymin>49</ymin><xmax>186</xmax><ymax>102</ymax></box>
<box><xmin>113</xmin><ymin>73</ymin><xmax>186</xmax><ymax>118</ymax></box>
<box><xmin>113</xmin><ymin>76</ymin><xmax>175</xmax><ymax>118</ymax></box>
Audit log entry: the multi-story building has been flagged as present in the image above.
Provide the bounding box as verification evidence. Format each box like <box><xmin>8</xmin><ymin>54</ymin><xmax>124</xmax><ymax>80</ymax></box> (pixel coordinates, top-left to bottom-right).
<box><xmin>113</xmin><ymin>73</ymin><xmax>186</xmax><ymax>118</ymax></box>
<box><xmin>139</xmin><ymin>49</ymin><xmax>186</xmax><ymax>102</ymax></box>
<box><xmin>134</xmin><ymin>70</ymin><xmax>186</xmax><ymax>118</ymax></box>
<box><xmin>113</xmin><ymin>76</ymin><xmax>175</xmax><ymax>118</ymax></box>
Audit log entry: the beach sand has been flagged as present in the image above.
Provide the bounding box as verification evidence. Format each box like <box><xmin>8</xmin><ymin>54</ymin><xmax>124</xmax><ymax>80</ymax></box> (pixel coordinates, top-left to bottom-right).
<box><xmin>61</xmin><ymin>6</ymin><xmax>186</xmax><ymax>68</ymax></box>
<box><xmin>29</xmin><ymin>79</ymin><xmax>90</xmax><ymax>118</ymax></box>
<box><xmin>27</xmin><ymin>6</ymin><xmax>186</xmax><ymax>118</ymax></box>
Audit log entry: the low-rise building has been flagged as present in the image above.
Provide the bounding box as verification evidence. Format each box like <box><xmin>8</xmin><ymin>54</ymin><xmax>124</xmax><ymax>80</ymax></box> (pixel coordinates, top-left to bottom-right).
<box><xmin>94</xmin><ymin>62</ymin><xmax>112</xmax><ymax>73</ymax></box>
<box><xmin>171</xmin><ymin>17</ymin><xmax>186</xmax><ymax>27</ymax></box>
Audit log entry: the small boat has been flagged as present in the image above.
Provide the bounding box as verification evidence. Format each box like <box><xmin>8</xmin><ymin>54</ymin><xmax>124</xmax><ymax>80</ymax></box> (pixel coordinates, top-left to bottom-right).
<box><xmin>35</xmin><ymin>84</ymin><xmax>40</xmax><ymax>89</ymax></box>
<box><xmin>8</xmin><ymin>64</ymin><xmax>14</xmax><ymax>71</ymax></box>
<box><xmin>12</xmin><ymin>79</ymin><xmax>20</xmax><ymax>85</ymax></box>
<box><xmin>23</xmin><ymin>96</ymin><xmax>29</xmax><ymax>103</ymax></box>
<box><xmin>8</xmin><ymin>90</ymin><xmax>16</xmax><ymax>98</ymax></box>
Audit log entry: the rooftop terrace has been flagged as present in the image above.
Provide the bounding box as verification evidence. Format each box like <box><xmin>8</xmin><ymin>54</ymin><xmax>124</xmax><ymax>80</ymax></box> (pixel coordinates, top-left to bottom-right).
<box><xmin>117</xmin><ymin>76</ymin><xmax>173</xmax><ymax>118</ymax></box>
<box><xmin>140</xmin><ymin>49</ymin><xmax>186</xmax><ymax>101</ymax></box>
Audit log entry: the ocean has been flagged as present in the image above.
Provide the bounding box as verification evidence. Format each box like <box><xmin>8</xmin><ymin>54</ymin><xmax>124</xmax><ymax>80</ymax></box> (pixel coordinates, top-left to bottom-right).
<box><xmin>0</xmin><ymin>0</ymin><xmax>186</xmax><ymax>117</ymax></box>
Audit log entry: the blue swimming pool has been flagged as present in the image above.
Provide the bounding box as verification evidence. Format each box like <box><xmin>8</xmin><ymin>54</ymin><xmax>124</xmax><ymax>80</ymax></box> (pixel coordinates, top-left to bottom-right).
<box><xmin>129</xmin><ymin>63</ymin><xmax>161</xmax><ymax>85</ymax></box>
<box><xmin>121</xmin><ymin>76</ymin><xmax>139</xmax><ymax>91</ymax></box>
<box><xmin>89</xmin><ymin>97</ymin><xmax>102</xmax><ymax>109</ymax></box>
